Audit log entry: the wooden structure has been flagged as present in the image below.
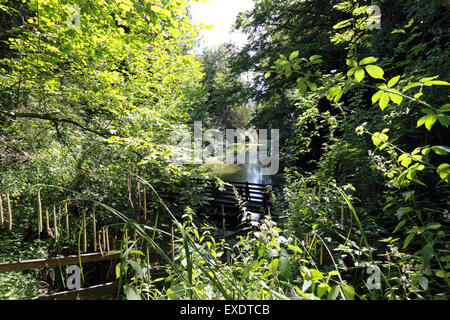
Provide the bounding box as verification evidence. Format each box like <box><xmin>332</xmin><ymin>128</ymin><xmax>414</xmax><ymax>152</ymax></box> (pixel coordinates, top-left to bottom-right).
<box><xmin>194</xmin><ymin>179</ymin><xmax>272</xmax><ymax>210</ymax></box>
<box><xmin>0</xmin><ymin>253</ymin><xmax>121</xmax><ymax>300</ymax></box>
<box><xmin>0</xmin><ymin>252</ymin><xmax>120</xmax><ymax>273</ymax></box>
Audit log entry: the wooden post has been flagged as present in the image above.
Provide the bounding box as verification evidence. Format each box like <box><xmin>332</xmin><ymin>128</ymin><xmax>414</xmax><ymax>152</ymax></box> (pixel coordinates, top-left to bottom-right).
<box><xmin>106</xmin><ymin>226</ymin><xmax>110</xmax><ymax>252</ymax></box>
<box><xmin>6</xmin><ymin>191</ymin><xmax>12</xmax><ymax>230</ymax></box>
<box><xmin>37</xmin><ymin>189</ymin><xmax>42</xmax><ymax>236</ymax></box>
<box><xmin>45</xmin><ymin>207</ymin><xmax>50</xmax><ymax>234</ymax></box>
<box><xmin>83</xmin><ymin>210</ymin><xmax>87</xmax><ymax>253</ymax></box>
<box><xmin>53</xmin><ymin>205</ymin><xmax>58</xmax><ymax>240</ymax></box>
<box><xmin>0</xmin><ymin>193</ymin><xmax>4</xmax><ymax>225</ymax></box>
<box><xmin>65</xmin><ymin>202</ymin><xmax>69</xmax><ymax>240</ymax></box>
<box><xmin>93</xmin><ymin>204</ymin><xmax>97</xmax><ymax>252</ymax></box>
<box><xmin>102</xmin><ymin>227</ymin><xmax>106</xmax><ymax>252</ymax></box>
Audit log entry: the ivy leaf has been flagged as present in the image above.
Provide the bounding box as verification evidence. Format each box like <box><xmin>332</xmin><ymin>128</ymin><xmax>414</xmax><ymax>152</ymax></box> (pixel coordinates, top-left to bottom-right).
<box><xmin>365</xmin><ymin>65</ymin><xmax>385</xmax><ymax>79</ymax></box>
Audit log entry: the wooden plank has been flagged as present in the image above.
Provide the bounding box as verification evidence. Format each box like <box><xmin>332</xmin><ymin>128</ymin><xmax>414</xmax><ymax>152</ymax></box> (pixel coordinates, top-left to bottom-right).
<box><xmin>32</xmin><ymin>282</ymin><xmax>118</xmax><ymax>300</ymax></box>
<box><xmin>0</xmin><ymin>253</ymin><xmax>120</xmax><ymax>273</ymax></box>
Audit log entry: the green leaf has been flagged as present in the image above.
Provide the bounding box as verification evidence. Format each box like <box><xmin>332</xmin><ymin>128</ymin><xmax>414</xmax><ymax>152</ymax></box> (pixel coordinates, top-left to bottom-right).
<box><xmin>372</xmin><ymin>90</ymin><xmax>383</xmax><ymax>104</ymax></box>
<box><xmin>265</xmin><ymin>72</ymin><xmax>271</xmax><ymax>79</ymax></box>
<box><xmin>288</xmin><ymin>244</ymin><xmax>303</xmax><ymax>254</ymax></box>
<box><xmin>439</xmin><ymin>104</ymin><xmax>450</xmax><ymax>112</ymax></box>
<box><xmin>124</xmin><ymin>284</ymin><xmax>142</xmax><ymax>300</ymax></box>
<box><xmin>393</xmin><ymin>220</ymin><xmax>406</xmax><ymax>233</ymax></box>
<box><xmin>379</xmin><ymin>92</ymin><xmax>390</xmax><ymax>110</ymax></box>
<box><xmin>403</xmin><ymin>82</ymin><xmax>420</xmax><ymax>92</ymax></box>
<box><xmin>310</xmin><ymin>55</ymin><xmax>321</xmax><ymax>61</ymax></box>
<box><xmin>347</xmin><ymin>67</ymin><xmax>356</xmax><ymax>77</ymax></box>
<box><xmin>128</xmin><ymin>260</ymin><xmax>144</xmax><ymax>280</ymax></box>
<box><xmin>432</xmin><ymin>146</ymin><xmax>450</xmax><ymax>155</ymax></box>
<box><xmin>423</xmin><ymin>80</ymin><xmax>450</xmax><ymax>86</ymax></box>
<box><xmin>279</xmin><ymin>257</ymin><xmax>291</xmax><ymax>279</ymax></box>
<box><xmin>365</xmin><ymin>65</ymin><xmax>385</xmax><ymax>79</ymax></box>
<box><xmin>346</xmin><ymin>59</ymin><xmax>358</xmax><ymax>67</ymax></box>
<box><xmin>387</xmin><ymin>76</ymin><xmax>401</xmax><ymax>88</ymax></box>
<box><xmin>403</xmin><ymin>233</ymin><xmax>415</xmax><ymax>249</ymax></box>
<box><xmin>354</xmin><ymin>67</ymin><xmax>365</xmax><ymax>82</ymax></box>
<box><xmin>317</xmin><ymin>283</ymin><xmax>330</xmax><ymax>298</ymax></box>
<box><xmin>372</xmin><ymin>132</ymin><xmax>389</xmax><ymax>147</ymax></box>
<box><xmin>419</xmin><ymin>277</ymin><xmax>428</xmax><ymax>291</ymax></box>
<box><xmin>359</xmin><ymin>57</ymin><xmax>378</xmax><ymax>65</ymax></box>
<box><xmin>342</xmin><ymin>283</ymin><xmax>355</xmax><ymax>300</ymax></box>
<box><xmin>309</xmin><ymin>268</ymin><xmax>323</xmax><ymax>281</ymax></box>
<box><xmin>437</xmin><ymin>115</ymin><xmax>450</xmax><ymax>127</ymax></box>
<box><xmin>327</xmin><ymin>285</ymin><xmax>340</xmax><ymax>300</ymax></box>
<box><xmin>437</xmin><ymin>163</ymin><xmax>450</xmax><ymax>182</ymax></box>
<box><xmin>417</xmin><ymin>114</ymin><xmax>437</xmax><ymax>130</ymax></box>
<box><xmin>289</xmin><ymin>51</ymin><xmax>299</xmax><ymax>61</ymax></box>
<box><xmin>435</xmin><ymin>270</ymin><xmax>450</xmax><ymax>278</ymax></box>
<box><xmin>389</xmin><ymin>90</ymin><xmax>403</xmax><ymax>105</ymax></box>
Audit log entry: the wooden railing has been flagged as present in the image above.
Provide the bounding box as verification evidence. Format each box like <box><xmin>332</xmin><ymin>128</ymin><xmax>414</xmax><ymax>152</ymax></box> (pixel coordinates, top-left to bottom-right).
<box><xmin>192</xmin><ymin>179</ymin><xmax>272</xmax><ymax>210</ymax></box>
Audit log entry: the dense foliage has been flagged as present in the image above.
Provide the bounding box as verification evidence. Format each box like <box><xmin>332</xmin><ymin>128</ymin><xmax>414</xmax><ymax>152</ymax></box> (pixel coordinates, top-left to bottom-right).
<box><xmin>0</xmin><ymin>0</ymin><xmax>449</xmax><ymax>301</ymax></box>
